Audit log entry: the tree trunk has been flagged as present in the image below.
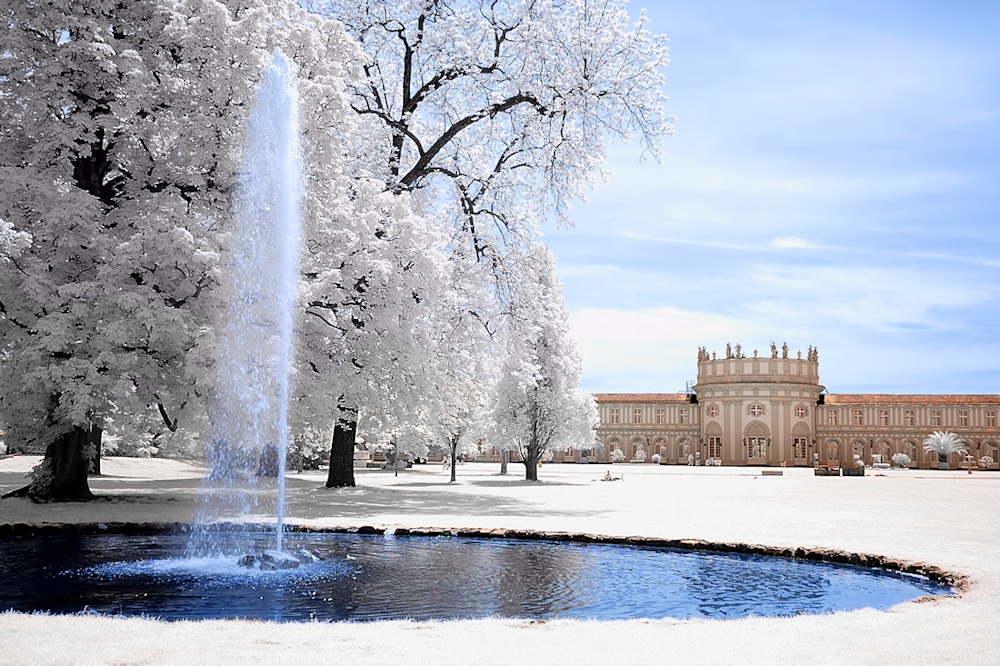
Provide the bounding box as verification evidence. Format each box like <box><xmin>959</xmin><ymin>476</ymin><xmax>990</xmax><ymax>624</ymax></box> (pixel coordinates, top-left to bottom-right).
<box><xmin>30</xmin><ymin>426</ymin><xmax>95</xmax><ymax>501</ymax></box>
<box><xmin>500</xmin><ymin>449</ymin><xmax>508</xmax><ymax>475</ymax></box>
<box><xmin>326</xmin><ymin>416</ymin><xmax>357</xmax><ymax>488</ymax></box>
<box><xmin>257</xmin><ymin>443</ymin><xmax>280</xmax><ymax>477</ymax></box>
<box><xmin>450</xmin><ymin>437</ymin><xmax>458</xmax><ymax>483</ymax></box>
<box><xmin>523</xmin><ymin>445</ymin><xmax>539</xmax><ymax>482</ymax></box>
<box><xmin>88</xmin><ymin>425</ymin><xmax>103</xmax><ymax>476</ymax></box>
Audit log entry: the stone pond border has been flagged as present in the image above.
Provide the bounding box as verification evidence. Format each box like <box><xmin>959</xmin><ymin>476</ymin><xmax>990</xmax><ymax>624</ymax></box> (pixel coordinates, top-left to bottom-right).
<box><xmin>0</xmin><ymin>521</ymin><xmax>969</xmax><ymax>599</ymax></box>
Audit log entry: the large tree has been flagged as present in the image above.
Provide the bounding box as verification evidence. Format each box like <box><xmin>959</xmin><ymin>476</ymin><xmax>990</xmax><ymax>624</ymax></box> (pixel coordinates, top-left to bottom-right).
<box><xmin>0</xmin><ymin>0</ymin><xmax>350</xmax><ymax>499</ymax></box>
<box><xmin>304</xmin><ymin>0</ymin><xmax>669</xmax><ymax>485</ymax></box>
<box><xmin>0</xmin><ymin>0</ymin><xmax>238</xmax><ymax>499</ymax></box>
<box><xmin>490</xmin><ymin>244</ymin><xmax>597</xmax><ymax>481</ymax></box>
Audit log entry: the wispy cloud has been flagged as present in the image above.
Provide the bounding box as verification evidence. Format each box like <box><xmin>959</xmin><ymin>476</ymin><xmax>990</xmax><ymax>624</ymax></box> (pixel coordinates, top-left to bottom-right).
<box><xmin>771</xmin><ymin>237</ymin><xmax>813</xmax><ymax>248</ymax></box>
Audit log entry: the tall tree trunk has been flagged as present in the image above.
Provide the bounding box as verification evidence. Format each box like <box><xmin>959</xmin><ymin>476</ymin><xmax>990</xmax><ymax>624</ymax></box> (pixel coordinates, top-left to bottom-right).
<box><xmin>31</xmin><ymin>426</ymin><xmax>95</xmax><ymax>501</ymax></box>
<box><xmin>88</xmin><ymin>425</ymin><xmax>102</xmax><ymax>476</ymax></box>
<box><xmin>449</xmin><ymin>436</ymin><xmax>458</xmax><ymax>483</ymax></box>
<box><xmin>500</xmin><ymin>449</ymin><xmax>508</xmax><ymax>475</ymax></box>
<box><xmin>523</xmin><ymin>444</ymin><xmax>539</xmax><ymax>482</ymax></box>
<box><xmin>326</xmin><ymin>415</ymin><xmax>357</xmax><ymax>488</ymax></box>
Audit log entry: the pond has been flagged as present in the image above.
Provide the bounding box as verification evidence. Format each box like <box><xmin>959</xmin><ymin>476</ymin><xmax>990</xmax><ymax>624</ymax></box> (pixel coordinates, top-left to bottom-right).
<box><xmin>0</xmin><ymin>531</ymin><xmax>952</xmax><ymax>622</ymax></box>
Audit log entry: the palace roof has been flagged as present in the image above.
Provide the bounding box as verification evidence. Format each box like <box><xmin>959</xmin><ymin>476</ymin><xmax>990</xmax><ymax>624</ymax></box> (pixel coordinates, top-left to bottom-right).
<box><xmin>824</xmin><ymin>394</ymin><xmax>1000</xmax><ymax>405</ymax></box>
<box><xmin>594</xmin><ymin>393</ymin><xmax>694</xmax><ymax>404</ymax></box>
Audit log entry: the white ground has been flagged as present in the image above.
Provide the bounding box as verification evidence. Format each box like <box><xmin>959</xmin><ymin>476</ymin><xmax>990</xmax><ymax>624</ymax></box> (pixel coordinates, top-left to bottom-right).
<box><xmin>1</xmin><ymin>456</ymin><xmax>997</xmax><ymax>665</ymax></box>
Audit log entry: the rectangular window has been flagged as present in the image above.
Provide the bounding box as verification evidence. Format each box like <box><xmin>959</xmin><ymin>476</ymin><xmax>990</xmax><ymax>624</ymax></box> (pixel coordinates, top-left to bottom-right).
<box><xmin>746</xmin><ymin>437</ymin><xmax>767</xmax><ymax>459</ymax></box>
<box><xmin>655</xmin><ymin>408</ymin><xmax>665</xmax><ymax>424</ymax></box>
<box><xmin>879</xmin><ymin>410</ymin><xmax>889</xmax><ymax>426</ymax></box>
<box><xmin>852</xmin><ymin>409</ymin><xmax>863</xmax><ymax>426</ymax></box>
<box><xmin>793</xmin><ymin>438</ymin><xmax>808</xmax><ymax>459</ymax></box>
<box><xmin>633</xmin><ymin>408</ymin><xmax>642</xmax><ymax>424</ymax></box>
<box><xmin>988</xmin><ymin>410</ymin><xmax>997</xmax><ymax>427</ymax></box>
<box><xmin>708</xmin><ymin>436</ymin><xmax>722</xmax><ymax>458</ymax></box>
<box><xmin>609</xmin><ymin>408</ymin><xmax>620</xmax><ymax>425</ymax></box>
<box><xmin>932</xmin><ymin>410</ymin><xmax>942</xmax><ymax>427</ymax></box>
<box><xmin>827</xmin><ymin>410</ymin><xmax>838</xmax><ymax>426</ymax></box>
<box><xmin>679</xmin><ymin>409</ymin><xmax>688</xmax><ymax>424</ymax></box>
<box><xmin>959</xmin><ymin>410</ymin><xmax>969</xmax><ymax>427</ymax></box>
<box><xmin>905</xmin><ymin>410</ymin><xmax>915</xmax><ymax>427</ymax></box>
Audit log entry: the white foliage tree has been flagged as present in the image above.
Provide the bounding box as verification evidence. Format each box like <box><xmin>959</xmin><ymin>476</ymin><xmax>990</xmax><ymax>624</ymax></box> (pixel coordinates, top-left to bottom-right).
<box><xmin>428</xmin><ymin>245</ymin><xmax>498</xmax><ymax>482</ymax></box>
<box><xmin>0</xmin><ymin>0</ymin><xmax>353</xmax><ymax>499</ymax></box>
<box><xmin>295</xmin><ymin>177</ymin><xmax>450</xmax><ymax>487</ymax></box>
<box><xmin>301</xmin><ymin>0</ymin><xmax>668</xmax><ymax>485</ymax></box>
<box><xmin>490</xmin><ymin>244</ymin><xmax>597</xmax><ymax>481</ymax></box>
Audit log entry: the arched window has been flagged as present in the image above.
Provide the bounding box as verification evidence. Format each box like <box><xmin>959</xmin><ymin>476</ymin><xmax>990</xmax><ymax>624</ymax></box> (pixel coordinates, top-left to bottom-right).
<box><xmin>826</xmin><ymin>441</ymin><xmax>840</xmax><ymax>461</ymax></box>
<box><xmin>877</xmin><ymin>440</ymin><xmax>891</xmax><ymax>463</ymax></box>
<box><xmin>852</xmin><ymin>440</ymin><xmax>865</xmax><ymax>462</ymax></box>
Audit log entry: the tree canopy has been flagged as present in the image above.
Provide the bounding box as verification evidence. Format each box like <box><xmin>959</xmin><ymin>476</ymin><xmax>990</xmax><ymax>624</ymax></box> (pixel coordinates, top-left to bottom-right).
<box><xmin>0</xmin><ymin>0</ymin><xmax>668</xmax><ymax>495</ymax></box>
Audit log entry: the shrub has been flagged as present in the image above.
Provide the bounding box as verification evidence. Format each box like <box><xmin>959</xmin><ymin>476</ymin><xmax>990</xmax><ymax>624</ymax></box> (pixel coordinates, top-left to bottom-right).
<box><xmin>651</xmin><ymin>453</ymin><xmax>661</xmax><ymax>464</ymax></box>
<box><xmin>610</xmin><ymin>448</ymin><xmax>625</xmax><ymax>463</ymax></box>
<box><xmin>891</xmin><ymin>452</ymin><xmax>911</xmax><ymax>468</ymax></box>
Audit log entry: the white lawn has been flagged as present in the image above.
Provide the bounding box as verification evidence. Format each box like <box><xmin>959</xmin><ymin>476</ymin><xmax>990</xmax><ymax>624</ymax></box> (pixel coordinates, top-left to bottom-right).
<box><xmin>1</xmin><ymin>456</ymin><xmax>997</xmax><ymax>665</ymax></box>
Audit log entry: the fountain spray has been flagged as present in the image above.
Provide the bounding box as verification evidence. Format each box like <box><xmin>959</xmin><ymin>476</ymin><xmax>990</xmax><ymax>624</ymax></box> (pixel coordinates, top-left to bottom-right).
<box><xmin>191</xmin><ymin>50</ymin><xmax>302</xmax><ymax>557</ymax></box>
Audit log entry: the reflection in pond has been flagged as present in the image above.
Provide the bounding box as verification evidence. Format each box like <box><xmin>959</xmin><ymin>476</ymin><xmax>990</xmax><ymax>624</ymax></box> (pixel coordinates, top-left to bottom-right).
<box><xmin>0</xmin><ymin>532</ymin><xmax>951</xmax><ymax>622</ymax></box>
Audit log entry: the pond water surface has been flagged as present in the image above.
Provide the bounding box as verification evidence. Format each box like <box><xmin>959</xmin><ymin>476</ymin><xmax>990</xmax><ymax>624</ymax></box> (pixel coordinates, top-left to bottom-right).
<box><xmin>0</xmin><ymin>532</ymin><xmax>951</xmax><ymax>622</ymax></box>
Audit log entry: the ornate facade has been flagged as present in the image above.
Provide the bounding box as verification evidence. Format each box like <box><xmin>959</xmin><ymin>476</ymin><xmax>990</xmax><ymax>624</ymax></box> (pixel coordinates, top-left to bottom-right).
<box><xmin>561</xmin><ymin>344</ymin><xmax>1000</xmax><ymax>469</ymax></box>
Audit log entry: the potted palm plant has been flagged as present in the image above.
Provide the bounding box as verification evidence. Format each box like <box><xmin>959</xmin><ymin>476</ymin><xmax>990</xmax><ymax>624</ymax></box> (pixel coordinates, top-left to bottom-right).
<box><xmin>923</xmin><ymin>431</ymin><xmax>967</xmax><ymax>470</ymax></box>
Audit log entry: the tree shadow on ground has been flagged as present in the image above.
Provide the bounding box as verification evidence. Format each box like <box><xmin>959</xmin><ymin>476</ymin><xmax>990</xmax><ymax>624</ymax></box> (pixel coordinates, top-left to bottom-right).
<box><xmin>287</xmin><ymin>483</ymin><xmax>592</xmax><ymax>520</ymax></box>
<box><xmin>464</xmin><ymin>479</ymin><xmax>578</xmax><ymax>488</ymax></box>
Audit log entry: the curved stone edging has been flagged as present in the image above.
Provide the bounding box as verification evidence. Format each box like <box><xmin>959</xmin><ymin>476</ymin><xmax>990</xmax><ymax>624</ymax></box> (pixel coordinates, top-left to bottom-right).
<box><xmin>0</xmin><ymin>521</ymin><xmax>969</xmax><ymax>596</ymax></box>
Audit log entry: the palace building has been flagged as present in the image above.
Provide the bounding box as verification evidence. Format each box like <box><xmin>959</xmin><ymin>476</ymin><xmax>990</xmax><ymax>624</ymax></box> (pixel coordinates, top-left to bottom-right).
<box><xmin>554</xmin><ymin>344</ymin><xmax>1000</xmax><ymax>469</ymax></box>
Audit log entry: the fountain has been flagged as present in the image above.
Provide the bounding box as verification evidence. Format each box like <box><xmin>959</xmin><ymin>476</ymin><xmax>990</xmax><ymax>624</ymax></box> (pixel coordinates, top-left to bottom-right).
<box><xmin>187</xmin><ymin>50</ymin><xmax>302</xmax><ymax>563</ymax></box>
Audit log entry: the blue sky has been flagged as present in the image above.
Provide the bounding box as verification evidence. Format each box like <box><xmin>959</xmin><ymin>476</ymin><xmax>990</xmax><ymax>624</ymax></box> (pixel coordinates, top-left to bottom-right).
<box><xmin>546</xmin><ymin>0</ymin><xmax>1000</xmax><ymax>396</ymax></box>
